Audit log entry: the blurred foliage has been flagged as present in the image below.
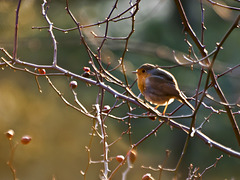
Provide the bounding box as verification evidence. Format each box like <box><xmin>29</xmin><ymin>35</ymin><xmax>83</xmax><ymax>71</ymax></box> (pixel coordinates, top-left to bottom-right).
<box><xmin>0</xmin><ymin>0</ymin><xmax>240</xmax><ymax>179</ymax></box>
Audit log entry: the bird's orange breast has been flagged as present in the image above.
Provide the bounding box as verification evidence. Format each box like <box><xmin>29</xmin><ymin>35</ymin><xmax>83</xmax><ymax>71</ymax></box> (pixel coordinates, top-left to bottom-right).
<box><xmin>137</xmin><ymin>72</ymin><xmax>151</xmax><ymax>94</ymax></box>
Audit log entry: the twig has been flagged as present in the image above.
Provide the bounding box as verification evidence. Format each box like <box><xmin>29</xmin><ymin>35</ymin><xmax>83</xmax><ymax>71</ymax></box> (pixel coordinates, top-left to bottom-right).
<box><xmin>71</xmin><ymin>89</ymin><xmax>88</xmax><ymax>114</ymax></box>
<box><xmin>42</xmin><ymin>0</ymin><xmax>58</xmax><ymax>66</ymax></box>
<box><xmin>200</xmin><ymin>0</ymin><xmax>206</xmax><ymax>44</ymax></box>
<box><xmin>81</xmin><ymin>120</ymin><xmax>96</xmax><ymax>179</ymax></box>
<box><xmin>206</xmin><ymin>0</ymin><xmax>240</xmax><ymax>11</ymax></box>
<box><xmin>158</xmin><ymin>150</ymin><xmax>171</xmax><ymax>180</ymax></box>
<box><xmin>7</xmin><ymin>141</ymin><xmax>19</xmax><ymax>180</ymax></box>
<box><xmin>94</xmin><ymin>104</ymin><xmax>110</xmax><ymax>179</ymax></box>
<box><xmin>46</xmin><ymin>76</ymin><xmax>95</xmax><ymax>118</ymax></box>
<box><xmin>199</xmin><ymin>155</ymin><xmax>223</xmax><ymax>178</ymax></box>
<box><xmin>13</xmin><ymin>0</ymin><xmax>22</xmax><ymax>61</ymax></box>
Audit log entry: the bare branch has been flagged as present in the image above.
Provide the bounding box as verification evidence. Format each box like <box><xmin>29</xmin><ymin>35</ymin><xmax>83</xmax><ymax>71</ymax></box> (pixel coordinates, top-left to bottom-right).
<box><xmin>206</xmin><ymin>0</ymin><xmax>240</xmax><ymax>11</ymax></box>
<box><xmin>12</xmin><ymin>0</ymin><xmax>22</xmax><ymax>61</ymax></box>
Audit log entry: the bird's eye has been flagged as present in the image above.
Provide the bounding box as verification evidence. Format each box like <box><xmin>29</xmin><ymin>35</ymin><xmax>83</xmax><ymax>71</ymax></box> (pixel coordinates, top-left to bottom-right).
<box><xmin>142</xmin><ymin>69</ymin><xmax>146</xmax><ymax>73</ymax></box>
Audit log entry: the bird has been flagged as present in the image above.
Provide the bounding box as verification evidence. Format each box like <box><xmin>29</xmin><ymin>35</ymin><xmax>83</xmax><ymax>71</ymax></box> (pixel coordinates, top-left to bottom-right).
<box><xmin>133</xmin><ymin>63</ymin><xmax>194</xmax><ymax>115</ymax></box>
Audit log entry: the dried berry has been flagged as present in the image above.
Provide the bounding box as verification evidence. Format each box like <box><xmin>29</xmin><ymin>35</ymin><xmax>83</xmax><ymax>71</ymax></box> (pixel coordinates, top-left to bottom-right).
<box><xmin>115</xmin><ymin>155</ymin><xmax>124</xmax><ymax>163</ymax></box>
<box><xmin>5</xmin><ymin>129</ymin><xmax>14</xmax><ymax>140</ymax></box>
<box><xmin>21</xmin><ymin>135</ymin><xmax>32</xmax><ymax>145</ymax></box>
<box><xmin>142</xmin><ymin>173</ymin><xmax>154</xmax><ymax>180</ymax></box>
<box><xmin>69</xmin><ymin>80</ymin><xmax>78</xmax><ymax>89</ymax></box>
<box><xmin>128</xmin><ymin>149</ymin><xmax>137</xmax><ymax>164</ymax></box>
<box><xmin>83</xmin><ymin>67</ymin><xmax>90</xmax><ymax>73</ymax></box>
<box><xmin>103</xmin><ymin>105</ymin><xmax>111</xmax><ymax>113</ymax></box>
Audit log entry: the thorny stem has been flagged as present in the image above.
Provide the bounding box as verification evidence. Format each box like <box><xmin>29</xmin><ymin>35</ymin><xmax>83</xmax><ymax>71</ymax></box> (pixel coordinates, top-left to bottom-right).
<box><xmin>95</xmin><ymin>104</ymin><xmax>110</xmax><ymax>179</ymax></box>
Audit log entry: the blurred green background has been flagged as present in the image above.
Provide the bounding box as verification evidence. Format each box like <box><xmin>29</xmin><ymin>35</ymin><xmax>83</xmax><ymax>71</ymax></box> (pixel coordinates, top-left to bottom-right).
<box><xmin>0</xmin><ymin>0</ymin><xmax>240</xmax><ymax>179</ymax></box>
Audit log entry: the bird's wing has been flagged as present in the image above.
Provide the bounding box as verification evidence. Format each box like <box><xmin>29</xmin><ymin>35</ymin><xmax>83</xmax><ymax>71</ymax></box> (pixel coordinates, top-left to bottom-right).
<box><xmin>150</xmin><ymin>68</ymin><xmax>176</xmax><ymax>84</ymax></box>
<box><xmin>145</xmin><ymin>75</ymin><xmax>180</xmax><ymax>98</ymax></box>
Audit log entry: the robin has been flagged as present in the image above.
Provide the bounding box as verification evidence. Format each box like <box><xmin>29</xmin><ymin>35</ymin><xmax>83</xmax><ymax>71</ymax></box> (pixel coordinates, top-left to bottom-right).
<box><xmin>133</xmin><ymin>63</ymin><xmax>194</xmax><ymax>115</ymax></box>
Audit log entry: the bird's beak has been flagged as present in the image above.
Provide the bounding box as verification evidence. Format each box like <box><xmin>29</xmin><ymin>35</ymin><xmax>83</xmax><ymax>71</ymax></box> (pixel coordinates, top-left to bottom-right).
<box><xmin>132</xmin><ymin>70</ymin><xmax>137</xmax><ymax>74</ymax></box>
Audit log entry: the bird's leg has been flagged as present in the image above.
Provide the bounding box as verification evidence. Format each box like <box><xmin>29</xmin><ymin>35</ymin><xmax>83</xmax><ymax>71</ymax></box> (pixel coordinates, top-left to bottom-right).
<box><xmin>154</xmin><ymin>102</ymin><xmax>168</xmax><ymax>115</ymax></box>
<box><xmin>162</xmin><ymin>102</ymin><xmax>169</xmax><ymax>116</ymax></box>
<box><xmin>154</xmin><ymin>104</ymin><xmax>160</xmax><ymax>109</ymax></box>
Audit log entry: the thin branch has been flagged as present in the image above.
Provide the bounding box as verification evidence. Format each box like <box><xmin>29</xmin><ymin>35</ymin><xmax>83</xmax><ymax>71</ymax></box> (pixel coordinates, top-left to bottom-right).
<box><xmin>81</xmin><ymin>120</ymin><xmax>96</xmax><ymax>179</ymax></box>
<box><xmin>46</xmin><ymin>76</ymin><xmax>95</xmax><ymax>118</ymax></box>
<box><xmin>12</xmin><ymin>0</ymin><xmax>22</xmax><ymax>61</ymax></box>
<box><xmin>71</xmin><ymin>89</ymin><xmax>88</xmax><ymax>114</ymax></box>
<box><xmin>206</xmin><ymin>0</ymin><xmax>240</xmax><ymax>11</ymax></box>
<box><xmin>42</xmin><ymin>0</ymin><xmax>58</xmax><ymax>66</ymax></box>
<box><xmin>199</xmin><ymin>155</ymin><xmax>223</xmax><ymax>178</ymax></box>
<box><xmin>200</xmin><ymin>0</ymin><xmax>206</xmax><ymax>44</ymax></box>
<box><xmin>94</xmin><ymin>104</ymin><xmax>110</xmax><ymax>179</ymax></box>
<box><xmin>174</xmin><ymin>0</ymin><xmax>209</xmax><ymax>66</ymax></box>
<box><xmin>7</xmin><ymin>141</ymin><xmax>19</xmax><ymax>180</ymax></box>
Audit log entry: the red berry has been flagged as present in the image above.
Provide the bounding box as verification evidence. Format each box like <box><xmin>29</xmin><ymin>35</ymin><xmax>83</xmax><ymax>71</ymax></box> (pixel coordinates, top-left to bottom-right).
<box><xmin>83</xmin><ymin>67</ymin><xmax>90</xmax><ymax>73</ymax></box>
<box><xmin>69</xmin><ymin>81</ymin><xmax>78</xmax><ymax>89</ymax></box>
<box><xmin>38</xmin><ymin>68</ymin><xmax>46</xmax><ymax>75</ymax></box>
<box><xmin>103</xmin><ymin>105</ymin><xmax>111</xmax><ymax>113</ymax></box>
<box><xmin>115</xmin><ymin>155</ymin><xmax>124</xmax><ymax>163</ymax></box>
<box><xmin>142</xmin><ymin>173</ymin><xmax>154</xmax><ymax>180</ymax></box>
<box><xmin>21</xmin><ymin>135</ymin><xmax>32</xmax><ymax>145</ymax></box>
